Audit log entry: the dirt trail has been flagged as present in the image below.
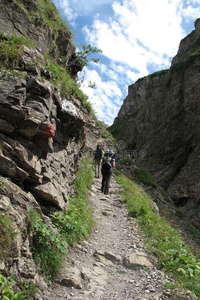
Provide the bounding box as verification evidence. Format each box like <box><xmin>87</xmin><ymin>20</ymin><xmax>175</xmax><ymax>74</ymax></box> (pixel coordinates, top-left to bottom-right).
<box><xmin>43</xmin><ymin>177</ymin><xmax>174</xmax><ymax>300</ymax></box>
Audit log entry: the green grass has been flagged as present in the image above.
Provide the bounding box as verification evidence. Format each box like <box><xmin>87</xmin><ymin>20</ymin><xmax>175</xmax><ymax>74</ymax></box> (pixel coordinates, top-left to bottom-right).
<box><xmin>44</xmin><ymin>59</ymin><xmax>92</xmax><ymax>111</ymax></box>
<box><xmin>14</xmin><ymin>0</ymin><xmax>72</xmax><ymax>36</ymax></box>
<box><xmin>132</xmin><ymin>165</ymin><xmax>158</xmax><ymax>187</ymax></box>
<box><xmin>116</xmin><ymin>174</ymin><xmax>200</xmax><ymax>298</ymax></box>
<box><xmin>108</xmin><ymin>120</ymin><xmax>132</xmax><ymax>140</ymax></box>
<box><xmin>148</xmin><ymin>69</ymin><xmax>169</xmax><ymax>78</ymax></box>
<box><xmin>170</xmin><ymin>47</ymin><xmax>200</xmax><ymax>74</ymax></box>
<box><xmin>0</xmin><ymin>214</ymin><xmax>16</xmax><ymax>262</ymax></box>
<box><xmin>0</xmin><ymin>34</ymin><xmax>92</xmax><ymax>112</ymax></box>
<box><xmin>38</xmin><ymin>0</ymin><xmax>71</xmax><ymax>33</ymax></box>
<box><xmin>27</xmin><ymin>209</ymin><xmax>68</xmax><ymax>280</ymax></box>
<box><xmin>0</xmin><ymin>34</ymin><xmax>34</xmax><ymax>69</ymax></box>
<box><xmin>95</xmin><ymin>119</ymin><xmax>114</xmax><ymax>141</ymax></box>
<box><xmin>52</xmin><ymin>157</ymin><xmax>94</xmax><ymax>246</ymax></box>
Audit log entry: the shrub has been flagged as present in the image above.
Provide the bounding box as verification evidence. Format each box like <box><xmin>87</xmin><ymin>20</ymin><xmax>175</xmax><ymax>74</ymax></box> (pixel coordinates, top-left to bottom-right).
<box><xmin>27</xmin><ymin>210</ymin><xmax>67</xmax><ymax>280</ymax></box>
<box><xmin>0</xmin><ymin>274</ymin><xmax>25</xmax><ymax>300</ymax></box>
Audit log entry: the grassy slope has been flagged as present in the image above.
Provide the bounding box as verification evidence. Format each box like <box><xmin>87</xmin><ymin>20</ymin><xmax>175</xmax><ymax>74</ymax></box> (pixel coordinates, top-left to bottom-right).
<box><xmin>116</xmin><ymin>173</ymin><xmax>200</xmax><ymax>298</ymax></box>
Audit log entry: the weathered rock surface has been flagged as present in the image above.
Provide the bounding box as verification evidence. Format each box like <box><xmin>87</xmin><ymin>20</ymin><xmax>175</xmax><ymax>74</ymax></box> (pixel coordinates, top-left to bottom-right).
<box><xmin>111</xmin><ymin>18</ymin><xmax>200</xmax><ymax>226</ymax></box>
<box><xmin>0</xmin><ymin>0</ymin><xmax>80</xmax><ymax>78</ymax></box>
<box><xmin>123</xmin><ymin>252</ymin><xmax>153</xmax><ymax>269</ymax></box>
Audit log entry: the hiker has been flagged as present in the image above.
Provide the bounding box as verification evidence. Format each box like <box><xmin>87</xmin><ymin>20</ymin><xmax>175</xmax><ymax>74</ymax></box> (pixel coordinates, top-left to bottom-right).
<box><xmin>94</xmin><ymin>144</ymin><xmax>103</xmax><ymax>178</ymax></box>
<box><xmin>101</xmin><ymin>149</ymin><xmax>115</xmax><ymax>195</ymax></box>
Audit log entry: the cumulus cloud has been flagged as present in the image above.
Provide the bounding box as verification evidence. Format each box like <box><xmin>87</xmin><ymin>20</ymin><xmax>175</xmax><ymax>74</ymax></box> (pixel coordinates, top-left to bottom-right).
<box><xmin>79</xmin><ymin>68</ymin><xmax>122</xmax><ymax>124</ymax></box>
<box><xmin>182</xmin><ymin>5</ymin><xmax>200</xmax><ymax>22</ymax></box>
<box><xmin>53</xmin><ymin>0</ymin><xmax>199</xmax><ymax>123</ymax></box>
<box><xmin>83</xmin><ymin>0</ymin><xmax>186</xmax><ymax>72</ymax></box>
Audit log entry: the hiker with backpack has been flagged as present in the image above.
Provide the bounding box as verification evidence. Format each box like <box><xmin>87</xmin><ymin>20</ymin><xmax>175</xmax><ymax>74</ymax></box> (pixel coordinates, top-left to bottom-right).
<box><xmin>101</xmin><ymin>149</ymin><xmax>115</xmax><ymax>195</ymax></box>
<box><xmin>94</xmin><ymin>144</ymin><xmax>103</xmax><ymax>178</ymax></box>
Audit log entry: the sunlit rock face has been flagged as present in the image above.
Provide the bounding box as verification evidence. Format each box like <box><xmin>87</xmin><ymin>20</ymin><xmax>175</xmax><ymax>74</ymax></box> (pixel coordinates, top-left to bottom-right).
<box><xmin>112</xmin><ymin>18</ymin><xmax>200</xmax><ymax>226</ymax></box>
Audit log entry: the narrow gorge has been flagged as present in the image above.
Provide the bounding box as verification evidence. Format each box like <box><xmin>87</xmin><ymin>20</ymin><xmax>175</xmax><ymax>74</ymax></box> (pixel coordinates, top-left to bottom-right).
<box><xmin>0</xmin><ymin>1</ymin><xmax>200</xmax><ymax>299</ymax></box>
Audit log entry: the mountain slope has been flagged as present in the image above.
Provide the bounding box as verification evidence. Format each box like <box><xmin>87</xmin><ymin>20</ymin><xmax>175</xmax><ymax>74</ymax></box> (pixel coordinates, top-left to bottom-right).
<box><xmin>110</xmin><ymin>18</ymin><xmax>200</xmax><ymax>227</ymax></box>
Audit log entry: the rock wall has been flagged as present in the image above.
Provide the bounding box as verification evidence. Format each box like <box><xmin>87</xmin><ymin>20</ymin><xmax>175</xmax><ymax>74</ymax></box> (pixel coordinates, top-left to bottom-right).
<box><xmin>0</xmin><ymin>0</ymin><xmax>113</xmax><ymax>287</ymax></box>
<box><xmin>0</xmin><ymin>0</ymin><xmax>80</xmax><ymax>79</ymax></box>
<box><xmin>112</xmin><ymin>19</ymin><xmax>200</xmax><ymax>226</ymax></box>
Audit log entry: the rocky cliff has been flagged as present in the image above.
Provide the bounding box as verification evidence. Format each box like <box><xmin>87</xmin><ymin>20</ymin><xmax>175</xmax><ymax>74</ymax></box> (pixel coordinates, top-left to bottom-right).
<box><xmin>111</xmin><ymin>18</ymin><xmax>200</xmax><ymax>227</ymax></box>
<box><xmin>0</xmin><ymin>0</ymin><xmax>113</xmax><ymax>290</ymax></box>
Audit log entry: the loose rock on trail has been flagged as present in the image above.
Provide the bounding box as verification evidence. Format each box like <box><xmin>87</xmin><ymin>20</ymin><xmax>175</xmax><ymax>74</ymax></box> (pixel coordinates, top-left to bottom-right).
<box><xmin>43</xmin><ymin>177</ymin><xmax>195</xmax><ymax>300</ymax></box>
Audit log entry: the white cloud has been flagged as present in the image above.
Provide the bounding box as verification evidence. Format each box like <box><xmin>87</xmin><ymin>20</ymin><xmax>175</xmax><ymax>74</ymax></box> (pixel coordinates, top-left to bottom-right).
<box><xmin>79</xmin><ymin>69</ymin><xmax>122</xmax><ymax>124</ymax></box>
<box><xmin>113</xmin><ymin>0</ymin><xmax>184</xmax><ymax>54</ymax></box>
<box><xmin>53</xmin><ymin>0</ymin><xmax>199</xmax><ymax>123</ymax></box>
<box><xmin>182</xmin><ymin>5</ymin><xmax>200</xmax><ymax>21</ymax></box>
<box><xmin>83</xmin><ymin>0</ymin><xmax>186</xmax><ymax>75</ymax></box>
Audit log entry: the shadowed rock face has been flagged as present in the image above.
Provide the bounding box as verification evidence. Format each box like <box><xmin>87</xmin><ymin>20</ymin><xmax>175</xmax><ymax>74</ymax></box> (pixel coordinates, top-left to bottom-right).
<box><xmin>112</xmin><ymin>19</ymin><xmax>200</xmax><ymax>226</ymax></box>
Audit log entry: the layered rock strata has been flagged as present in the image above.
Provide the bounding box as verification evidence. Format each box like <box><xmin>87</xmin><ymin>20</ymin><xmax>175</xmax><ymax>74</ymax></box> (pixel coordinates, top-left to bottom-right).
<box><xmin>0</xmin><ymin>0</ymin><xmax>113</xmax><ymax>284</ymax></box>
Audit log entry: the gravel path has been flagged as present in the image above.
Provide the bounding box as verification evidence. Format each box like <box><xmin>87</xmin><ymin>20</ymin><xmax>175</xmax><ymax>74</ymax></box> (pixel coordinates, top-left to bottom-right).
<box><xmin>42</xmin><ymin>177</ymin><xmax>182</xmax><ymax>300</ymax></box>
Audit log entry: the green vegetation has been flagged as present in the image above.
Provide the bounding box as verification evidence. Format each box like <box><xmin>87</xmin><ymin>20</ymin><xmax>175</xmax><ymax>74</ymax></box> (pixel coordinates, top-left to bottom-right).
<box><xmin>52</xmin><ymin>157</ymin><xmax>94</xmax><ymax>246</ymax></box>
<box><xmin>0</xmin><ymin>274</ymin><xmax>25</xmax><ymax>300</ymax></box>
<box><xmin>116</xmin><ymin>174</ymin><xmax>200</xmax><ymax>298</ymax></box>
<box><xmin>0</xmin><ymin>214</ymin><xmax>16</xmax><ymax>261</ymax></box>
<box><xmin>77</xmin><ymin>44</ymin><xmax>102</xmax><ymax>69</ymax></box>
<box><xmin>0</xmin><ymin>273</ymin><xmax>37</xmax><ymax>299</ymax></box>
<box><xmin>148</xmin><ymin>69</ymin><xmax>169</xmax><ymax>78</ymax></box>
<box><xmin>44</xmin><ymin>59</ymin><xmax>92</xmax><ymax>111</ymax></box>
<box><xmin>132</xmin><ymin>165</ymin><xmax>158</xmax><ymax>188</ymax></box>
<box><xmin>16</xmin><ymin>280</ymin><xmax>38</xmax><ymax>300</ymax></box>
<box><xmin>37</xmin><ymin>0</ymin><xmax>71</xmax><ymax>33</ymax></box>
<box><xmin>0</xmin><ymin>34</ymin><xmax>33</xmax><ymax>69</ymax></box>
<box><xmin>14</xmin><ymin>0</ymin><xmax>72</xmax><ymax>35</ymax></box>
<box><xmin>95</xmin><ymin>119</ymin><xmax>114</xmax><ymax>141</ymax></box>
<box><xmin>108</xmin><ymin>120</ymin><xmax>132</xmax><ymax>141</ymax></box>
<box><xmin>27</xmin><ymin>209</ymin><xmax>67</xmax><ymax>280</ymax></box>
<box><xmin>0</xmin><ymin>34</ymin><xmax>94</xmax><ymax>112</ymax></box>
<box><xmin>0</xmin><ymin>0</ymin><xmax>103</xmax><ymax>114</ymax></box>
<box><xmin>77</xmin><ymin>44</ymin><xmax>103</xmax><ymax>89</ymax></box>
<box><xmin>120</xmin><ymin>155</ymin><xmax>133</xmax><ymax>166</ymax></box>
<box><xmin>175</xmin><ymin>210</ymin><xmax>200</xmax><ymax>245</ymax></box>
<box><xmin>27</xmin><ymin>157</ymin><xmax>94</xmax><ymax>280</ymax></box>
<box><xmin>171</xmin><ymin>47</ymin><xmax>200</xmax><ymax>74</ymax></box>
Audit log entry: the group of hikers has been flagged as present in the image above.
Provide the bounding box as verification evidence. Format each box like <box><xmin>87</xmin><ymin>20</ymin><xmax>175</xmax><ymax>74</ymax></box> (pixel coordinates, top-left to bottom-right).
<box><xmin>93</xmin><ymin>144</ymin><xmax>116</xmax><ymax>195</ymax></box>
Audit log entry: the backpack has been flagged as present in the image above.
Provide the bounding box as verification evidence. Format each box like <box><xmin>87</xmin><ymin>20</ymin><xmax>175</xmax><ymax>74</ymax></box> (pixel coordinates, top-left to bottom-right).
<box><xmin>95</xmin><ymin>146</ymin><xmax>102</xmax><ymax>160</ymax></box>
<box><xmin>102</xmin><ymin>155</ymin><xmax>112</xmax><ymax>170</ymax></box>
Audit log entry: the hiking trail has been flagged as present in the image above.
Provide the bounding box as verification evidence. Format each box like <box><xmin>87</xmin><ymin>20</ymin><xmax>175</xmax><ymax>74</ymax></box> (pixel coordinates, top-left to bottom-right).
<box><xmin>42</xmin><ymin>177</ymin><xmax>191</xmax><ymax>300</ymax></box>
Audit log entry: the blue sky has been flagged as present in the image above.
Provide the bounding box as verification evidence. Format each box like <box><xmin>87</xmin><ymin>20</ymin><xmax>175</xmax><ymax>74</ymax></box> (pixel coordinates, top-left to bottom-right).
<box><xmin>52</xmin><ymin>0</ymin><xmax>200</xmax><ymax>125</ymax></box>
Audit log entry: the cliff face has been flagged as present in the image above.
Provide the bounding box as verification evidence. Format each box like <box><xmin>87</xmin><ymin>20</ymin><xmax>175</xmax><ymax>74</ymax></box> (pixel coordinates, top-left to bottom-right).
<box><xmin>0</xmin><ymin>0</ymin><xmax>113</xmax><ymax>285</ymax></box>
<box><xmin>112</xmin><ymin>18</ymin><xmax>200</xmax><ymax>226</ymax></box>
